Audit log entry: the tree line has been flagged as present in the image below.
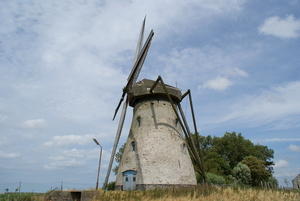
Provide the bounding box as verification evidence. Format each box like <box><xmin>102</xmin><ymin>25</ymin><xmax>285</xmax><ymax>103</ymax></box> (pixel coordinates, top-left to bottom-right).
<box><xmin>193</xmin><ymin>132</ymin><xmax>277</xmax><ymax>186</ymax></box>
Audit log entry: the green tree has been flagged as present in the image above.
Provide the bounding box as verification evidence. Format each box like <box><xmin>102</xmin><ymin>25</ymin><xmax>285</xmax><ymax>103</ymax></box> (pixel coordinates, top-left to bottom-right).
<box><xmin>197</xmin><ymin>135</ymin><xmax>213</xmax><ymax>155</ymax></box>
<box><xmin>105</xmin><ymin>181</ymin><xmax>116</xmax><ymax>191</ymax></box>
<box><xmin>203</xmin><ymin>151</ymin><xmax>231</xmax><ymax>176</ymax></box>
<box><xmin>233</xmin><ymin>162</ymin><xmax>252</xmax><ymax>186</ymax></box>
<box><xmin>211</xmin><ymin>132</ymin><xmax>257</xmax><ymax>169</ymax></box>
<box><xmin>252</xmin><ymin>144</ymin><xmax>274</xmax><ymax>174</ymax></box>
<box><xmin>195</xmin><ymin>132</ymin><xmax>274</xmax><ymax>174</ymax></box>
<box><xmin>284</xmin><ymin>178</ymin><xmax>289</xmax><ymax>187</ymax></box>
<box><xmin>241</xmin><ymin>156</ymin><xmax>271</xmax><ymax>186</ymax></box>
<box><xmin>112</xmin><ymin>144</ymin><xmax>125</xmax><ymax>175</ymax></box>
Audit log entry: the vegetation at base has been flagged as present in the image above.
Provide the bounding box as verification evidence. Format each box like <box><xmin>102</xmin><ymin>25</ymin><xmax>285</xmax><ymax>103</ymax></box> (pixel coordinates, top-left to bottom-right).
<box><xmin>193</xmin><ymin>132</ymin><xmax>277</xmax><ymax>186</ymax></box>
<box><xmin>1</xmin><ymin>187</ymin><xmax>299</xmax><ymax>201</ymax></box>
<box><xmin>102</xmin><ymin>181</ymin><xmax>116</xmax><ymax>191</ymax></box>
<box><xmin>92</xmin><ymin>186</ymin><xmax>300</xmax><ymax>201</ymax></box>
<box><xmin>196</xmin><ymin>173</ymin><xmax>226</xmax><ymax>185</ymax></box>
<box><xmin>0</xmin><ymin>193</ymin><xmax>44</xmax><ymax>201</ymax></box>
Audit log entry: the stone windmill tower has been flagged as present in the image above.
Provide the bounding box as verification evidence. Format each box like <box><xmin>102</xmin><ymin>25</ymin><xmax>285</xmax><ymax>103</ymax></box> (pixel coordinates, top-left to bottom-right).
<box><xmin>104</xmin><ymin>18</ymin><xmax>205</xmax><ymax>190</ymax></box>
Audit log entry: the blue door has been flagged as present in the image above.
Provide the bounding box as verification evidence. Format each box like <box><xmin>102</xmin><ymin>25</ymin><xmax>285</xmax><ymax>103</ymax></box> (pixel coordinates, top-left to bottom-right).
<box><xmin>123</xmin><ymin>170</ymin><xmax>137</xmax><ymax>190</ymax></box>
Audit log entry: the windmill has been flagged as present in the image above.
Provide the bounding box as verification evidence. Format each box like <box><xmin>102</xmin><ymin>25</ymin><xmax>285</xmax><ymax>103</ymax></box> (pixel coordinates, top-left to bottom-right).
<box><xmin>104</xmin><ymin>18</ymin><xmax>205</xmax><ymax>190</ymax></box>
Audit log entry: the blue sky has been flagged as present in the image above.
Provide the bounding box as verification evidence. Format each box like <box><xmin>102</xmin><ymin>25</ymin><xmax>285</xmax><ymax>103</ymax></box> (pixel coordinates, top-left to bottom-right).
<box><xmin>1</xmin><ymin>0</ymin><xmax>300</xmax><ymax>192</ymax></box>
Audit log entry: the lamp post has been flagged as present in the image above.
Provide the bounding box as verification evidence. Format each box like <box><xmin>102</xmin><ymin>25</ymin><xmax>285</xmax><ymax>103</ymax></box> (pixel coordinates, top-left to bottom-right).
<box><xmin>93</xmin><ymin>138</ymin><xmax>102</xmax><ymax>190</ymax></box>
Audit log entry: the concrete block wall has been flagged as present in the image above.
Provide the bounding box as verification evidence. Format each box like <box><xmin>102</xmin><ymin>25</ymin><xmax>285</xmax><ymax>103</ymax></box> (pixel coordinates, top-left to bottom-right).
<box><xmin>49</xmin><ymin>190</ymin><xmax>96</xmax><ymax>201</ymax></box>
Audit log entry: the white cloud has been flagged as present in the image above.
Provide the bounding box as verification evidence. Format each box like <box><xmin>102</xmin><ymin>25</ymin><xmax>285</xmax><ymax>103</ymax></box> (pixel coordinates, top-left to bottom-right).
<box><xmin>47</xmin><ymin>147</ymin><xmax>109</xmax><ymax>161</ymax></box>
<box><xmin>157</xmin><ymin>46</ymin><xmax>250</xmax><ymax>91</ymax></box>
<box><xmin>0</xmin><ymin>151</ymin><xmax>20</xmax><ymax>159</ymax></box>
<box><xmin>251</xmin><ymin>138</ymin><xmax>300</xmax><ymax>144</ymax></box>
<box><xmin>0</xmin><ymin>138</ymin><xmax>10</xmax><ymax>146</ymax></box>
<box><xmin>49</xmin><ymin>156</ymin><xmax>65</xmax><ymax>161</ymax></box>
<box><xmin>259</xmin><ymin>138</ymin><xmax>300</xmax><ymax>142</ymax></box>
<box><xmin>64</xmin><ymin>149</ymin><xmax>85</xmax><ymax>158</ymax></box>
<box><xmin>198</xmin><ymin>76</ymin><xmax>233</xmax><ymax>91</ymax></box>
<box><xmin>44</xmin><ymin>133</ymin><xmax>108</xmax><ymax>146</ymax></box>
<box><xmin>274</xmin><ymin>169</ymin><xmax>297</xmax><ymax>178</ymax></box>
<box><xmin>43</xmin><ymin>147</ymin><xmax>108</xmax><ymax>170</ymax></box>
<box><xmin>227</xmin><ymin>67</ymin><xmax>249</xmax><ymax>77</ymax></box>
<box><xmin>259</xmin><ymin>15</ymin><xmax>300</xmax><ymax>38</ymax></box>
<box><xmin>274</xmin><ymin>159</ymin><xmax>289</xmax><ymax>168</ymax></box>
<box><xmin>22</xmin><ymin>133</ymin><xmax>34</xmax><ymax>139</ymax></box>
<box><xmin>44</xmin><ymin>159</ymin><xmax>86</xmax><ymax>170</ymax></box>
<box><xmin>0</xmin><ymin>114</ymin><xmax>8</xmax><ymax>122</ymax></box>
<box><xmin>87</xmin><ymin>148</ymin><xmax>111</xmax><ymax>161</ymax></box>
<box><xmin>0</xmin><ymin>109</ymin><xmax>13</xmax><ymax>123</ymax></box>
<box><xmin>44</xmin><ymin>134</ymin><xmax>91</xmax><ymax>146</ymax></box>
<box><xmin>288</xmin><ymin>144</ymin><xmax>300</xmax><ymax>153</ymax></box>
<box><xmin>21</xmin><ymin>119</ymin><xmax>48</xmax><ymax>129</ymax></box>
<box><xmin>221</xmin><ymin>81</ymin><xmax>300</xmax><ymax>129</ymax></box>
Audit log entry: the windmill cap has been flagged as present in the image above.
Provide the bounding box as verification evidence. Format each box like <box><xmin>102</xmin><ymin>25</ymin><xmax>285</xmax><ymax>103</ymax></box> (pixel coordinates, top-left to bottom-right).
<box><xmin>129</xmin><ymin>78</ymin><xmax>182</xmax><ymax>107</ymax></box>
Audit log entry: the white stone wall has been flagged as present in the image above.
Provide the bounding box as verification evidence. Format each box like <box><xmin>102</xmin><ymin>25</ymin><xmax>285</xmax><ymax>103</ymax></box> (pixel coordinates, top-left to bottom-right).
<box><xmin>292</xmin><ymin>174</ymin><xmax>300</xmax><ymax>188</ymax></box>
<box><xmin>115</xmin><ymin>99</ymin><xmax>197</xmax><ymax>188</ymax></box>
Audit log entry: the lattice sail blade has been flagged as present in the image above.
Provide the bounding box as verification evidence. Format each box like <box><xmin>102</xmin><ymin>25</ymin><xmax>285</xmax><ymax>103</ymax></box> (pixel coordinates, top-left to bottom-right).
<box><xmin>113</xmin><ymin>33</ymin><xmax>152</xmax><ymax>120</ymax></box>
<box><xmin>131</xmin><ymin>41</ymin><xmax>150</xmax><ymax>85</ymax></box>
<box><xmin>125</xmin><ymin>29</ymin><xmax>154</xmax><ymax>92</ymax></box>
<box><xmin>131</xmin><ymin>16</ymin><xmax>146</xmax><ymax>71</ymax></box>
<box><xmin>128</xmin><ymin>17</ymin><xmax>146</xmax><ymax>82</ymax></box>
<box><xmin>104</xmin><ymin>98</ymin><xmax>128</xmax><ymax>187</ymax></box>
<box><xmin>113</xmin><ymin>19</ymin><xmax>153</xmax><ymax>120</ymax></box>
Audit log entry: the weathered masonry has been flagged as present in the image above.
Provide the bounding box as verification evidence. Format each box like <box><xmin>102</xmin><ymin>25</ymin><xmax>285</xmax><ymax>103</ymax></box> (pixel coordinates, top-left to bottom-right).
<box><xmin>292</xmin><ymin>173</ymin><xmax>300</xmax><ymax>189</ymax></box>
<box><xmin>115</xmin><ymin>79</ymin><xmax>197</xmax><ymax>190</ymax></box>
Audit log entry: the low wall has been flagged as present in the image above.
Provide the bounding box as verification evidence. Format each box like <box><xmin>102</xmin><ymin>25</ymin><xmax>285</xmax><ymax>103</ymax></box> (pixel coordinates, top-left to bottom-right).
<box><xmin>47</xmin><ymin>190</ymin><xmax>97</xmax><ymax>201</ymax></box>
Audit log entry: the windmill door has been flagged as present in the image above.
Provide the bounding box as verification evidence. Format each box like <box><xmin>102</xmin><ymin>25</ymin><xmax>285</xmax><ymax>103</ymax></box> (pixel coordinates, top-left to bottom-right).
<box><xmin>123</xmin><ymin>170</ymin><xmax>137</xmax><ymax>190</ymax></box>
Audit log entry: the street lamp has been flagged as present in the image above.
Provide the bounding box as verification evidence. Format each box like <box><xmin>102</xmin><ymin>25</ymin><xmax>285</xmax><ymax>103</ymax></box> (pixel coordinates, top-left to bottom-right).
<box><xmin>93</xmin><ymin>138</ymin><xmax>102</xmax><ymax>190</ymax></box>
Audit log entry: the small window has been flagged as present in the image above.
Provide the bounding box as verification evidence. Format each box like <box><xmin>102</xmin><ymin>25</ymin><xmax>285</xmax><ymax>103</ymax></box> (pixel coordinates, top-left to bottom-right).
<box><xmin>137</xmin><ymin>117</ymin><xmax>141</xmax><ymax>127</ymax></box>
<box><xmin>125</xmin><ymin>177</ymin><xmax>128</xmax><ymax>182</ymax></box>
<box><xmin>175</xmin><ymin>119</ymin><xmax>179</xmax><ymax>127</ymax></box>
<box><xmin>182</xmin><ymin>143</ymin><xmax>186</xmax><ymax>154</ymax></box>
<box><xmin>133</xmin><ymin>177</ymin><xmax>136</xmax><ymax>182</ymax></box>
<box><xmin>131</xmin><ymin>141</ymin><xmax>136</xmax><ymax>151</ymax></box>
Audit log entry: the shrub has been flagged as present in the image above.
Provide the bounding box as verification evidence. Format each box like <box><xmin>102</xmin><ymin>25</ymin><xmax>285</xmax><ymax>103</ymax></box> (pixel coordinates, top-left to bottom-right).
<box><xmin>103</xmin><ymin>181</ymin><xmax>116</xmax><ymax>191</ymax></box>
<box><xmin>267</xmin><ymin>176</ymin><xmax>278</xmax><ymax>188</ymax></box>
<box><xmin>233</xmin><ymin>162</ymin><xmax>252</xmax><ymax>186</ymax></box>
<box><xmin>241</xmin><ymin>156</ymin><xmax>271</xmax><ymax>186</ymax></box>
<box><xmin>206</xmin><ymin>172</ymin><xmax>226</xmax><ymax>185</ymax></box>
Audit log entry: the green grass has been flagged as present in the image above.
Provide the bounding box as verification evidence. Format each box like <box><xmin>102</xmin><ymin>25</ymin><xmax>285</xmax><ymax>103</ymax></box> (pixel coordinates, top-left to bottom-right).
<box><xmin>1</xmin><ymin>187</ymin><xmax>299</xmax><ymax>201</ymax></box>
<box><xmin>0</xmin><ymin>193</ymin><xmax>44</xmax><ymax>201</ymax></box>
<box><xmin>92</xmin><ymin>186</ymin><xmax>300</xmax><ymax>201</ymax></box>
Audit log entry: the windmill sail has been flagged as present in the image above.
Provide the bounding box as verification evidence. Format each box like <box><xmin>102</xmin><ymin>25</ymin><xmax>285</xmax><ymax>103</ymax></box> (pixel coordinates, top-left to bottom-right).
<box><xmin>104</xmin><ymin>19</ymin><xmax>154</xmax><ymax>188</ymax></box>
<box><xmin>112</xmin><ymin>29</ymin><xmax>154</xmax><ymax>120</ymax></box>
<box><xmin>130</xmin><ymin>16</ymin><xmax>146</xmax><ymax>80</ymax></box>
